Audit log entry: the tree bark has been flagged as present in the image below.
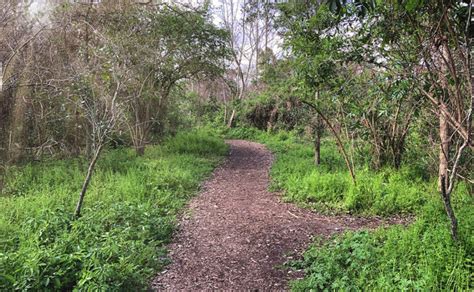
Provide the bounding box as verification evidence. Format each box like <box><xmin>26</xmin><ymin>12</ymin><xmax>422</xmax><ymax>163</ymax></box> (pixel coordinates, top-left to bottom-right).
<box><xmin>313</xmin><ymin>91</ymin><xmax>322</xmax><ymax>166</ymax></box>
<box><xmin>227</xmin><ymin>109</ymin><xmax>236</xmax><ymax>128</ymax></box>
<box><xmin>74</xmin><ymin>144</ymin><xmax>103</xmax><ymax>218</ymax></box>
<box><xmin>437</xmin><ymin>41</ymin><xmax>458</xmax><ymax>241</ymax></box>
<box><xmin>9</xmin><ymin>78</ymin><xmax>30</xmax><ymax>163</ymax></box>
<box><xmin>0</xmin><ymin>91</ymin><xmax>9</xmax><ymax>193</ymax></box>
<box><xmin>224</xmin><ymin>104</ymin><xmax>228</xmax><ymax>125</ymax></box>
<box><xmin>135</xmin><ymin>144</ymin><xmax>145</xmax><ymax>156</ymax></box>
<box><xmin>440</xmin><ymin>175</ymin><xmax>458</xmax><ymax>241</ymax></box>
<box><xmin>392</xmin><ymin>140</ymin><xmax>404</xmax><ymax>169</ymax></box>
<box><xmin>438</xmin><ymin>99</ymin><xmax>450</xmax><ymax>189</ymax></box>
<box><xmin>314</xmin><ymin>126</ymin><xmax>321</xmax><ymax>165</ymax></box>
<box><xmin>267</xmin><ymin>107</ymin><xmax>278</xmax><ymax>132</ymax></box>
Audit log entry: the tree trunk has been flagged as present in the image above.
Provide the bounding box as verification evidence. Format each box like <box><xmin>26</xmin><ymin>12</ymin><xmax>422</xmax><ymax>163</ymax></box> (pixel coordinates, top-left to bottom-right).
<box><xmin>302</xmin><ymin>100</ymin><xmax>356</xmax><ymax>184</ymax></box>
<box><xmin>438</xmin><ymin>106</ymin><xmax>450</xmax><ymax>189</ymax></box>
<box><xmin>9</xmin><ymin>43</ymin><xmax>34</xmax><ymax>163</ymax></box>
<box><xmin>438</xmin><ymin>102</ymin><xmax>459</xmax><ymax>241</ymax></box>
<box><xmin>73</xmin><ymin>106</ymin><xmax>81</xmax><ymax>156</ymax></box>
<box><xmin>135</xmin><ymin>144</ymin><xmax>145</xmax><ymax>156</ymax></box>
<box><xmin>227</xmin><ymin>109</ymin><xmax>236</xmax><ymax>128</ymax></box>
<box><xmin>313</xmin><ymin>91</ymin><xmax>322</xmax><ymax>166</ymax></box>
<box><xmin>440</xmin><ymin>175</ymin><xmax>458</xmax><ymax>241</ymax></box>
<box><xmin>314</xmin><ymin>127</ymin><xmax>321</xmax><ymax>165</ymax></box>
<box><xmin>9</xmin><ymin>79</ymin><xmax>30</xmax><ymax>163</ymax></box>
<box><xmin>435</xmin><ymin>41</ymin><xmax>459</xmax><ymax>241</ymax></box>
<box><xmin>392</xmin><ymin>142</ymin><xmax>404</xmax><ymax>169</ymax></box>
<box><xmin>224</xmin><ymin>104</ymin><xmax>228</xmax><ymax>125</ymax></box>
<box><xmin>0</xmin><ymin>91</ymin><xmax>9</xmax><ymax>193</ymax></box>
<box><xmin>85</xmin><ymin>124</ymin><xmax>93</xmax><ymax>159</ymax></box>
<box><xmin>74</xmin><ymin>144</ymin><xmax>103</xmax><ymax>218</ymax></box>
<box><xmin>267</xmin><ymin>107</ymin><xmax>278</xmax><ymax>132</ymax></box>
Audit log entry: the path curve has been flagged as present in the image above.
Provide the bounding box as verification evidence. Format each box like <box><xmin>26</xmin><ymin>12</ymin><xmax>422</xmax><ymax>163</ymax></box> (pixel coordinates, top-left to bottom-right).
<box><xmin>152</xmin><ymin>140</ymin><xmax>390</xmax><ymax>290</ymax></box>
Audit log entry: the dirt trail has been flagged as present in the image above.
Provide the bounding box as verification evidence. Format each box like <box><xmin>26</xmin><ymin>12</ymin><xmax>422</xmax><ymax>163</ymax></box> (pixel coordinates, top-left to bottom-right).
<box><xmin>152</xmin><ymin>140</ymin><xmax>396</xmax><ymax>291</ymax></box>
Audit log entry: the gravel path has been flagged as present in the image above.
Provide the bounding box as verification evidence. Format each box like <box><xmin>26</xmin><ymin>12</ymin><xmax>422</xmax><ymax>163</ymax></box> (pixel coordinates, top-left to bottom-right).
<box><xmin>152</xmin><ymin>140</ymin><xmax>398</xmax><ymax>291</ymax></box>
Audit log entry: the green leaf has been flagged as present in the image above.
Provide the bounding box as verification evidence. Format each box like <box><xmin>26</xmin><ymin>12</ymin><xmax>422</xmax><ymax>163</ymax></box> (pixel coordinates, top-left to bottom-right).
<box><xmin>405</xmin><ymin>0</ymin><xmax>420</xmax><ymax>12</ymax></box>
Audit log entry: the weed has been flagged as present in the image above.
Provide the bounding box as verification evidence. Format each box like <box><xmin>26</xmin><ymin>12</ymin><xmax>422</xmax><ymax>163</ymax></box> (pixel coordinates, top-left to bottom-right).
<box><xmin>0</xmin><ymin>130</ymin><xmax>228</xmax><ymax>290</ymax></box>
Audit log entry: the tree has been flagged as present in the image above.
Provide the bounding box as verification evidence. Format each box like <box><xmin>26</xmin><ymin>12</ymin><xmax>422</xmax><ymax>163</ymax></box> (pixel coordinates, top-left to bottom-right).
<box><xmin>106</xmin><ymin>3</ymin><xmax>229</xmax><ymax>155</ymax></box>
<box><xmin>281</xmin><ymin>0</ymin><xmax>473</xmax><ymax>240</ymax></box>
<box><xmin>217</xmin><ymin>0</ymin><xmax>259</xmax><ymax>127</ymax></box>
<box><xmin>280</xmin><ymin>1</ymin><xmax>357</xmax><ymax>182</ymax></box>
<box><xmin>0</xmin><ymin>0</ymin><xmax>37</xmax><ymax>190</ymax></box>
<box><xmin>62</xmin><ymin>4</ymin><xmax>126</xmax><ymax>218</ymax></box>
<box><xmin>72</xmin><ymin>66</ymin><xmax>123</xmax><ymax>218</ymax></box>
<box><xmin>356</xmin><ymin>0</ymin><xmax>472</xmax><ymax>241</ymax></box>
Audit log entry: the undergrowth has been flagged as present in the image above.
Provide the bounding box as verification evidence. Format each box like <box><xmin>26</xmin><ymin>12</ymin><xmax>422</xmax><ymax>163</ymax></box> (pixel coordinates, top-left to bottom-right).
<box><xmin>0</xmin><ymin>130</ymin><xmax>228</xmax><ymax>291</ymax></box>
<box><xmin>222</xmin><ymin>126</ymin><xmax>473</xmax><ymax>291</ymax></box>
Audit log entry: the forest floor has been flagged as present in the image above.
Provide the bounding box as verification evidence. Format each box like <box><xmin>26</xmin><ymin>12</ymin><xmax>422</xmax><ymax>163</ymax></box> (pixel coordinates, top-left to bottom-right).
<box><xmin>151</xmin><ymin>140</ymin><xmax>405</xmax><ymax>291</ymax></box>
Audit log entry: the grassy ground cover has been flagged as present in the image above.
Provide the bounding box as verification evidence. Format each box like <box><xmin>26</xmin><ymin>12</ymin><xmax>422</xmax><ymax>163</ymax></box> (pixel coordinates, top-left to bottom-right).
<box><xmin>224</xmin><ymin>126</ymin><xmax>473</xmax><ymax>291</ymax></box>
<box><xmin>0</xmin><ymin>130</ymin><xmax>228</xmax><ymax>291</ymax></box>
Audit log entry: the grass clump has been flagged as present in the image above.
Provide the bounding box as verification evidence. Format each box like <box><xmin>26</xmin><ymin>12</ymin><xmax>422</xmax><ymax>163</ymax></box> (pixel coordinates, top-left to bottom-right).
<box><xmin>0</xmin><ymin>130</ymin><xmax>228</xmax><ymax>291</ymax></box>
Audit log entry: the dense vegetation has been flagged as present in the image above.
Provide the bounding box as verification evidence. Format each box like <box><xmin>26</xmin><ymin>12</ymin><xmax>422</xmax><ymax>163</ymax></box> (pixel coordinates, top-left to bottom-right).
<box><xmin>224</xmin><ymin>127</ymin><xmax>473</xmax><ymax>290</ymax></box>
<box><xmin>0</xmin><ymin>130</ymin><xmax>227</xmax><ymax>290</ymax></box>
<box><xmin>1</xmin><ymin>0</ymin><xmax>472</xmax><ymax>290</ymax></box>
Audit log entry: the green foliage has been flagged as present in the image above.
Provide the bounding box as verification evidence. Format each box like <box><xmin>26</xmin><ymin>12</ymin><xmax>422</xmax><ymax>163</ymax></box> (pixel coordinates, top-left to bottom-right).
<box><xmin>164</xmin><ymin>130</ymin><xmax>228</xmax><ymax>156</ymax></box>
<box><xmin>291</xmin><ymin>197</ymin><xmax>473</xmax><ymax>291</ymax></box>
<box><xmin>231</xmin><ymin>127</ymin><xmax>430</xmax><ymax>216</ymax></box>
<box><xmin>0</xmin><ymin>131</ymin><xmax>228</xmax><ymax>290</ymax></box>
<box><xmin>228</xmin><ymin>126</ymin><xmax>472</xmax><ymax>291</ymax></box>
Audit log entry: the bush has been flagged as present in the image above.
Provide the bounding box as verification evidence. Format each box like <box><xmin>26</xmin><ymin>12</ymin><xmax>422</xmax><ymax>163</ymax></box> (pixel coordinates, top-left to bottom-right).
<box><xmin>0</xmin><ymin>130</ymin><xmax>228</xmax><ymax>290</ymax></box>
<box><xmin>290</xmin><ymin>197</ymin><xmax>473</xmax><ymax>291</ymax></box>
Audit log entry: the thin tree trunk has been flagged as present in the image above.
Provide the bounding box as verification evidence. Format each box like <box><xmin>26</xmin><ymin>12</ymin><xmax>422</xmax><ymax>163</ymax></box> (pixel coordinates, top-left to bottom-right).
<box><xmin>135</xmin><ymin>144</ymin><xmax>145</xmax><ymax>156</ymax></box>
<box><xmin>9</xmin><ymin>43</ymin><xmax>34</xmax><ymax>163</ymax></box>
<box><xmin>314</xmin><ymin>126</ymin><xmax>321</xmax><ymax>165</ymax></box>
<box><xmin>313</xmin><ymin>91</ymin><xmax>322</xmax><ymax>166</ymax></box>
<box><xmin>74</xmin><ymin>144</ymin><xmax>103</xmax><ymax>218</ymax></box>
<box><xmin>438</xmin><ymin>42</ymin><xmax>458</xmax><ymax>241</ymax></box>
<box><xmin>226</xmin><ymin>64</ymin><xmax>245</xmax><ymax>129</ymax></box>
<box><xmin>302</xmin><ymin>100</ymin><xmax>356</xmax><ymax>184</ymax></box>
<box><xmin>227</xmin><ymin>109</ymin><xmax>236</xmax><ymax>128</ymax></box>
<box><xmin>9</xmin><ymin>79</ymin><xmax>29</xmax><ymax>163</ymax></box>
<box><xmin>440</xmin><ymin>175</ymin><xmax>458</xmax><ymax>241</ymax></box>
<box><xmin>224</xmin><ymin>104</ymin><xmax>228</xmax><ymax>125</ymax></box>
<box><xmin>267</xmin><ymin>107</ymin><xmax>278</xmax><ymax>132</ymax></box>
<box><xmin>265</xmin><ymin>4</ymin><xmax>268</xmax><ymax>50</ymax></box>
<box><xmin>73</xmin><ymin>106</ymin><xmax>81</xmax><ymax>156</ymax></box>
<box><xmin>255</xmin><ymin>1</ymin><xmax>260</xmax><ymax>81</ymax></box>
<box><xmin>392</xmin><ymin>141</ymin><xmax>404</xmax><ymax>169</ymax></box>
<box><xmin>438</xmin><ymin>102</ymin><xmax>450</xmax><ymax>189</ymax></box>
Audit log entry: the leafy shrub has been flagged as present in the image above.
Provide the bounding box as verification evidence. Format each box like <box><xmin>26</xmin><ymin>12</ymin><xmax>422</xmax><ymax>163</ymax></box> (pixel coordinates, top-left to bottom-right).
<box><xmin>290</xmin><ymin>196</ymin><xmax>473</xmax><ymax>291</ymax></box>
<box><xmin>0</xmin><ymin>130</ymin><xmax>227</xmax><ymax>290</ymax></box>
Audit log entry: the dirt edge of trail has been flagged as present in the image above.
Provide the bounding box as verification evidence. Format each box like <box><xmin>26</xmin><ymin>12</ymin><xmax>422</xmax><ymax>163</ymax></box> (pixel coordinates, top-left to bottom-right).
<box><xmin>152</xmin><ymin>140</ymin><xmax>406</xmax><ymax>291</ymax></box>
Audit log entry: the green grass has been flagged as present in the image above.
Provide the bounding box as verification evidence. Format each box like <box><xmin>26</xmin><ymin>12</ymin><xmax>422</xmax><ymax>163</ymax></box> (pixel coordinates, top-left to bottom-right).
<box><xmin>224</xmin><ymin>127</ymin><xmax>444</xmax><ymax>217</ymax></box>
<box><xmin>0</xmin><ymin>130</ymin><xmax>228</xmax><ymax>291</ymax></box>
<box><xmin>223</xmin><ymin>126</ymin><xmax>473</xmax><ymax>291</ymax></box>
<box><xmin>290</xmin><ymin>194</ymin><xmax>473</xmax><ymax>291</ymax></box>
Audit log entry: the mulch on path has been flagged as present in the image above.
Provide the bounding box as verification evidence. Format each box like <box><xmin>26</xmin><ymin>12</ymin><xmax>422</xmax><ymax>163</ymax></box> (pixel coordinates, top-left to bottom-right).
<box><xmin>152</xmin><ymin>140</ymin><xmax>405</xmax><ymax>291</ymax></box>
